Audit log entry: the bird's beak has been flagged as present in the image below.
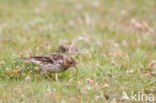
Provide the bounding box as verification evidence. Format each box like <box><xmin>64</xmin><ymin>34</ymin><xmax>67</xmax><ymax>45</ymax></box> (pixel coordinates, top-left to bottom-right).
<box><xmin>74</xmin><ymin>66</ymin><xmax>77</xmax><ymax>69</ymax></box>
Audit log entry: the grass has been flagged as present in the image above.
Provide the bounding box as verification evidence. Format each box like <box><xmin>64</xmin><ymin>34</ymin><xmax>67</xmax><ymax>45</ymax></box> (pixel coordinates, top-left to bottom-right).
<box><xmin>0</xmin><ymin>0</ymin><xmax>156</xmax><ymax>102</ymax></box>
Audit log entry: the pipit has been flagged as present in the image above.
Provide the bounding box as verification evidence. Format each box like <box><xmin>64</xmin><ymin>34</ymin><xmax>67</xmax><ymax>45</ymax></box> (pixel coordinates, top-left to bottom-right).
<box><xmin>18</xmin><ymin>53</ymin><xmax>77</xmax><ymax>73</ymax></box>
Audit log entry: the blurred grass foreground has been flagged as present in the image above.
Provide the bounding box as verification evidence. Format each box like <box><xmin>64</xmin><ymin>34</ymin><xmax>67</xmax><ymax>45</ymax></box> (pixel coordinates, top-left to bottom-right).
<box><xmin>0</xmin><ymin>0</ymin><xmax>156</xmax><ymax>103</ymax></box>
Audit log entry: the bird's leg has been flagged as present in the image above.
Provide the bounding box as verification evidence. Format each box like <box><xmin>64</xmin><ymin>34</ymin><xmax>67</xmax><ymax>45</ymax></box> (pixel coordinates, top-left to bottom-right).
<box><xmin>50</xmin><ymin>73</ymin><xmax>56</xmax><ymax>80</ymax></box>
<box><xmin>45</xmin><ymin>74</ymin><xmax>52</xmax><ymax>81</ymax></box>
<box><xmin>50</xmin><ymin>74</ymin><xmax>58</xmax><ymax>81</ymax></box>
<box><xmin>43</xmin><ymin>70</ymin><xmax>52</xmax><ymax>81</ymax></box>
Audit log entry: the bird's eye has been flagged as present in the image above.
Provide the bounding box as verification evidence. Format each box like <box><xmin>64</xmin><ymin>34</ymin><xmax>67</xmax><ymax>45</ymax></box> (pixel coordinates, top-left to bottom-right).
<box><xmin>69</xmin><ymin>61</ymin><xmax>72</xmax><ymax>64</ymax></box>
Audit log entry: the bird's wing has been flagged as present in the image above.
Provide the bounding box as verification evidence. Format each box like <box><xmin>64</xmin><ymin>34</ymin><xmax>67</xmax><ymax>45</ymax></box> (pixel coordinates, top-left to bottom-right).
<box><xmin>47</xmin><ymin>53</ymin><xmax>64</xmax><ymax>61</ymax></box>
<box><xmin>30</xmin><ymin>53</ymin><xmax>64</xmax><ymax>64</ymax></box>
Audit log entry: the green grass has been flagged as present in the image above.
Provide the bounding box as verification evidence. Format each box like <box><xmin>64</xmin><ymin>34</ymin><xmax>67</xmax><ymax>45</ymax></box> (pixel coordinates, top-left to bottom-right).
<box><xmin>0</xmin><ymin>0</ymin><xmax>156</xmax><ymax>102</ymax></box>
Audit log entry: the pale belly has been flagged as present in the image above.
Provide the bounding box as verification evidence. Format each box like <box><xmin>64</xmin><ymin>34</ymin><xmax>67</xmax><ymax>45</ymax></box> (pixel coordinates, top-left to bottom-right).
<box><xmin>40</xmin><ymin>64</ymin><xmax>64</xmax><ymax>73</ymax></box>
<box><xmin>30</xmin><ymin>59</ymin><xmax>65</xmax><ymax>73</ymax></box>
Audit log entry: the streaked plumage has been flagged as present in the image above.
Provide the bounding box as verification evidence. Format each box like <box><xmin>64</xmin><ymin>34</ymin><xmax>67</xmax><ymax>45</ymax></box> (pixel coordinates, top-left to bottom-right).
<box><xmin>18</xmin><ymin>53</ymin><xmax>77</xmax><ymax>73</ymax></box>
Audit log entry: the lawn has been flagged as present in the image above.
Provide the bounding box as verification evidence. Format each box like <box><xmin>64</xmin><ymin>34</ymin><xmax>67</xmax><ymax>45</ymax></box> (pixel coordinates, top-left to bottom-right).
<box><xmin>0</xmin><ymin>0</ymin><xmax>156</xmax><ymax>103</ymax></box>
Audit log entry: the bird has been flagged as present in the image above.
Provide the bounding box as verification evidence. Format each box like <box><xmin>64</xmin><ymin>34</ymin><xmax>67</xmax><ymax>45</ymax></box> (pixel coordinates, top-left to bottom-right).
<box><xmin>18</xmin><ymin>53</ymin><xmax>77</xmax><ymax>73</ymax></box>
<box><xmin>56</xmin><ymin>44</ymin><xmax>78</xmax><ymax>53</ymax></box>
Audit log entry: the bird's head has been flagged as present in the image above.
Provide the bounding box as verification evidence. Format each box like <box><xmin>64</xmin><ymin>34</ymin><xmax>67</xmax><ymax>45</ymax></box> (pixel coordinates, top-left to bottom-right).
<box><xmin>64</xmin><ymin>56</ymin><xmax>77</xmax><ymax>69</ymax></box>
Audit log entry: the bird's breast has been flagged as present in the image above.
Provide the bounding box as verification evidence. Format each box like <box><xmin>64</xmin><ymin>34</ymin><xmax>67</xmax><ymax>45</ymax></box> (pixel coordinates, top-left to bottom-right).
<box><xmin>40</xmin><ymin>63</ymin><xmax>65</xmax><ymax>73</ymax></box>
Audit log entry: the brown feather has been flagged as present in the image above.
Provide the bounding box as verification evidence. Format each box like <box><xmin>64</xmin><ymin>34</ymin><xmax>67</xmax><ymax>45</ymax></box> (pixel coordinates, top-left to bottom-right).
<box><xmin>18</xmin><ymin>53</ymin><xmax>77</xmax><ymax>73</ymax></box>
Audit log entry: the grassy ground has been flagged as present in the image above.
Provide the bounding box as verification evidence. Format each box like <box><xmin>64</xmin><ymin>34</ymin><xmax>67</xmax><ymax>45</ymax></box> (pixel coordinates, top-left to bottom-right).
<box><xmin>0</xmin><ymin>0</ymin><xmax>156</xmax><ymax>103</ymax></box>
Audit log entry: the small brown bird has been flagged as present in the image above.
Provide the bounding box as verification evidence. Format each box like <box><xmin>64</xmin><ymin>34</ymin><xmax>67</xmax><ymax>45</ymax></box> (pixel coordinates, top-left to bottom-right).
<box><xmin>56</xmin><ymin>44</ymin><xmax>78</xmax><ymax>53</ymax></box>
<box><xmin>18</xmin><ymin>53</ymin><xmax>77</xmax><ymax>73</ymax></box>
